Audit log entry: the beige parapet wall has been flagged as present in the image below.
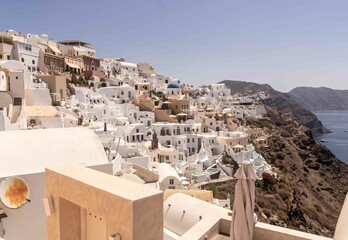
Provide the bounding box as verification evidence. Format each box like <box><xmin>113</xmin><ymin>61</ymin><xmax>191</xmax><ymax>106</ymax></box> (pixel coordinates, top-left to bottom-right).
<box><xmin>165</xmin><ymin>193</ymin><xmax>334</xmax><ymax>240</ymax></box>
<box><xmin>45</xmin><ymin>165</ymin><xmax>163</xmax><ymax>240</ymax></box>
<box><xmin>253</xmin><ymin>222</ymin><xmax>332</xmax><ymax>240</ymax></box>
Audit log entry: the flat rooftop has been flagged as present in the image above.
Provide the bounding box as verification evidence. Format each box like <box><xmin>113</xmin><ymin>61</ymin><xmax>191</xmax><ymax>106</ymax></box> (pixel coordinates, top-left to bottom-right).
<box><xmin>47</xmin><ymin>165</ymin><xmax>162</xmax><ymax>201</ymax></box>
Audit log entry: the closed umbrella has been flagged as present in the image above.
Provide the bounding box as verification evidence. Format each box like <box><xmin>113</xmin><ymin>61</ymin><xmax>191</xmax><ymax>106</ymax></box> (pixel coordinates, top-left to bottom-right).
<box><xmin>230</xmin><ymin>162</ymin><xmax>257</xmax><ymax>240</ymax></box>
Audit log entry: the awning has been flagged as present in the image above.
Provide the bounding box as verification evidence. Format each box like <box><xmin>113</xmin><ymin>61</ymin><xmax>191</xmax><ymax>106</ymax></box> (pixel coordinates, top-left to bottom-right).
<box><xmin>48</xmin><ymin>43</ymin><xmax>61</xmax><ymax>54</ymax></box>
<box><xmin>65</xmin><ymin>62</ymin><xmax>81</xmax><ymax>69</ymax></box>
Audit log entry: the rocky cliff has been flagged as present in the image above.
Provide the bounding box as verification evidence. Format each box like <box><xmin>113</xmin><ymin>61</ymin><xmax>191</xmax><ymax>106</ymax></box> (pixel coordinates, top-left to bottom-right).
<box><xmin>219</xmin><ymin>80</ymin><xmax>330</xmax><ymax>134</ymax></box>
<box><xmin>288</xmin><ymin>87</ymin><xmax>348</xmax><ymax>111</ymax></box>
<box><xmin>204</xmin><ymin>107</ymin><xmax>348</xmax><ymax>237</ymax></box>
<box><xmin>249</xmin><ymin>108</ymin><xmax>348</xmax><ymax>237</ymax></box>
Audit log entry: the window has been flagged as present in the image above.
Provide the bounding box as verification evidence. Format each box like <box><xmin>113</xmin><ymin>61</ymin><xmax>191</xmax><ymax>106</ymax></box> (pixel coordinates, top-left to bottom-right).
<box><xmin>132</xmin><ymin>136</ymin><xmax>135</xmax><ymax>141</ymax></box>
<box><xmin>136</xmin><ymin>129</ymin><xmax>139</xmax><ymax>133</ymax></box>
<box><xmin>166</xmin><ymin>156</ymin><xmax>169</xmax><ymax>160</ymax></box>
<box><xmin>32</xmin><ymin>60</ymin><xmax>35</xmax><ymax>64</ymax></box>
<box><xmin>169</xmin><ymin>179</ymin><xmax>174</xmax><ymax>185</ymax></box>
<box><xmin>16</xmin><ymin>76</ymin><xmax>18</xmax><ymax>80</ymax></box>
<box><xmin>21</xmin><ymin>58</ymin><xmax>24</xmax><ymax>62</ymax></box>
<box><xmin>178</xmin><ymin>141</ymin><xmax>181</xmax><ymax>144</ymax></box>
<box><xmin>187</xmin><ymin>139</ymin><xmax>190</xmax><ymax>143</ymax></box>
<box><xmin>13</xmin><ymin>98</ymin><xmax>22</xmax><ymax>106</ymax></box>
<box><xmin>192</xmin><ymin>138</ymin><xmax>194</xmax><ymax>142</ymax></box>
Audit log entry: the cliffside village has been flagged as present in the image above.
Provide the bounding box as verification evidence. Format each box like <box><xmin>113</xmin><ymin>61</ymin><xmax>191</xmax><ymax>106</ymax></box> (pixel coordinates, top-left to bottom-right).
<box><xmin>0</xmin><ymin>29</ymin><xmax>312</xmax><ymax>240</ymax></box>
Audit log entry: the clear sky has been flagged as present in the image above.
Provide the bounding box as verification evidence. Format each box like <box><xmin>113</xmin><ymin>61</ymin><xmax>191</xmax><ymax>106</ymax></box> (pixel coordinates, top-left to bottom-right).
<box><xmin>1</xmin><ymin>0</ymin><xmax>348</xmax><ymax>92</ymax></box>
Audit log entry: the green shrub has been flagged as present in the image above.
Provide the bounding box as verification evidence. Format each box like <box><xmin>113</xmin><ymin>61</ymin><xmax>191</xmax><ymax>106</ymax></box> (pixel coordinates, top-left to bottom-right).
<box><xmin>205</xmin><ymin>183</ymin><xmax>219</xmax><ymax>198</ymax></box>
<box><xmin>52</xmin><ymin>100</ymin><xmax>61</xmax><ymax>106</ymax></box>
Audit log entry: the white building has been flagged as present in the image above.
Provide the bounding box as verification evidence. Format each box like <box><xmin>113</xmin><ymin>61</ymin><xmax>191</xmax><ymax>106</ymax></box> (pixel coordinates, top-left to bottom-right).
<box><xmin>58</xmin><ymin>40</ymin><xmax>96</xmax><ymax>58</ymax></box>
<box><xmin>115</xmin><ymin>61</ymin><xmax>138</xmax><ymax>78</ymax></box>
<box><xmin>123</xmin><ymin>123</ymin><xmax>147</xmax><ymax>143</ymax></box>
<box><xmin>12</xmin><ymin>39</ymin><xmax>40</xmax><ymax>73</ymax></box>
<box><xmin>0</xmin><ymin>60</ymin><xmax>28</xmax><ymax>107</ymax></box>
<box><xmin>156</xmin><ymin>163</ymin><xmax>182</xmax><ymax>190</ymax></box>
<box><xmin>210</xmin><ymin>83</ymin><xmax>230</xmax><ymax>97</ymax></box>
<box><xmin>166</xmin><ymin>82</ymin><xmax>182</xmax><ymax>98</ymax></box>
<box><xmin>98</xmin><ymin>84</ymin><xmax>136</xmax><ymax>104</ymax></box>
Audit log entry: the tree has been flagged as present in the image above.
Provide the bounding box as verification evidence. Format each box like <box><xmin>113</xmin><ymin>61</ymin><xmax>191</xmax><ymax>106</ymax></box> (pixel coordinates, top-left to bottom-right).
<box><xmin>71</xmin><ymin>73</ymin><xmax>77</xmax><ymax>84</ymax></box>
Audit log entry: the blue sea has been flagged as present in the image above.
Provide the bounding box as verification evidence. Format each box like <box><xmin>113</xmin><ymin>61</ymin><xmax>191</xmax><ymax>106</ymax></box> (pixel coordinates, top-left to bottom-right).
<box><xmin>314</xmin><ymin>111</ymin><xmax>348</xmax><ymax>164</ymax></box>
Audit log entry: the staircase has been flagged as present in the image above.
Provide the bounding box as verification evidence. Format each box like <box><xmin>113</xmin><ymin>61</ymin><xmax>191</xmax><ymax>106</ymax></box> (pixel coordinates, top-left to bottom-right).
<box><xmin>10</xmin><ymin>106</ymin><xmax>22</xmax><ymax>123</ymax></box>
<box><xmin>155</xmin><ymin>109</ymin><xmax>178</xmax><ymax>123</ymax></box>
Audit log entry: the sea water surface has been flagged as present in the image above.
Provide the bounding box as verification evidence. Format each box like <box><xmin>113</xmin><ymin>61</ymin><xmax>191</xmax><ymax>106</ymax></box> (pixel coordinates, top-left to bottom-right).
<box><xmin>314</xmin><ymin>111</ymin><xmax>348</xmax><ymax>164</ymax></box>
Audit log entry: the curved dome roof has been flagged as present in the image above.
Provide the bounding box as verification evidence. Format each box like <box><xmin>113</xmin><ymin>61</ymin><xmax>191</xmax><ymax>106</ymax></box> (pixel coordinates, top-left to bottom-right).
<box><xmin>167</xmin><ymin>83</ymin><xmax>180</xmax><ymax>89</ymax></box>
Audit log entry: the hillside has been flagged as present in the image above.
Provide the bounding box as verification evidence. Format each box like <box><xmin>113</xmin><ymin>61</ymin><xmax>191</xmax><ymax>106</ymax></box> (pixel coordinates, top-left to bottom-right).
<box><xmin>288</xmin><ymin>87</ymin><xmax>348</xmax><ymax>111</ymax></box>
<box><xmin>204</xmin><ymin>107</ymin><xmax>348</xmax><ymax>237</ymax></box>
<box><xmin>219</xmin><ymin>80</ymin><xmax>330</xmax><ymax>134</ymax></box>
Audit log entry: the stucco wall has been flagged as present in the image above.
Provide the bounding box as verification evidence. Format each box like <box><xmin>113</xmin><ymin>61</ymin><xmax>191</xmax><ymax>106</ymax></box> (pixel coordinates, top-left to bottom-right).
<box><xmin>39</xmin><ymin>75</ymin><xmax>67</xmax><ymax>100</ymax></box>
<box><xmin>46</xmin><ymin>166</ymin><xmax>163</xmax><ymax>240</ymax></box>
<box><xmin>0</xmin><ymin>92</ymin><xmax>12</xmax><ymax>108</ymax></box>
<box><xmin>25</xmin><ymin>88</ymin><xmax>51</xmax><ymax>106</ymax></box>
<box><xmin>0</xmin><ymin>71</ymin><xmax>7</xmax><ymax>91</ymax></box>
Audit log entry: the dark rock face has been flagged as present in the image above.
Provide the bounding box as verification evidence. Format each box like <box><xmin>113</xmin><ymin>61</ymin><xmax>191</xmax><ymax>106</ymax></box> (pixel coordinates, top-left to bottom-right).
<box><xmin>288</xmin><ymin>87</ymin><xmax>348</xmax><ymax>111</ymax></box>
<box><xmin>219</xmin><ymin>80</ymin><xmax>330</xmax><ymax>134</ymax></box>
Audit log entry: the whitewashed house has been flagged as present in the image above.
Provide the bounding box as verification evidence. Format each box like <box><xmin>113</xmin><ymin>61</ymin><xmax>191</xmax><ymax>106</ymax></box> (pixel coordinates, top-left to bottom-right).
<box><xmin>123</xmin><ymin>123</ymin><xmax>147</xmax><ymax>143</ymax></box>
<box><xmin>98</xmin><ymin>84</ymin><xmax>136</xmax><ymax>104</ymax></box>
<box><xmin>166</xmin><ymin>82</ymin><xmax>182</xmax><ymax>98</ymax></box>
<box><xmin>156</xmin><ymin>163</ymin><xmax>182</xmax><ymax>190</ymax></box>
<box><xmin>12</xmin><ymin>37</ymin><xmax>40</xmax><ymax>73</ymax></box>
